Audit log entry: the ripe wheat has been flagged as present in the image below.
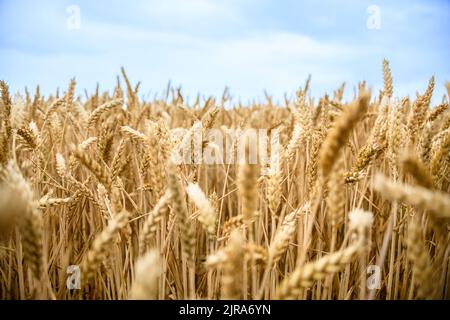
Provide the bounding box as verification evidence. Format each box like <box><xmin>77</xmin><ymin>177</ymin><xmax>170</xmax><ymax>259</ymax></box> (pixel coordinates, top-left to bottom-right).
<box><xmin>1</xmin><ymin>60</ymin><xmax>449</xmax><ymax>300</ymax></box>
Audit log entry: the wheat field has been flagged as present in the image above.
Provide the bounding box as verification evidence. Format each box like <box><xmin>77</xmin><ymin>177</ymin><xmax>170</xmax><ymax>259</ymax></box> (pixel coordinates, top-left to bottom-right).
<box><xmin>0</xmin><ymin>61</ymin><xmax>449</xmax><ymax>300</ymax></box>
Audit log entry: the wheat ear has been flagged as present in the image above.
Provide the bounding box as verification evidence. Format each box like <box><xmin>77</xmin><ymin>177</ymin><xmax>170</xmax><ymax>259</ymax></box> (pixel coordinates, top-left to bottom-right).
<box><xmin>237</xmin><ymin>147</ymin><xmax>259</xmax><ymax>227</ymax></box>
<box><xmin>81</xmin><ymin>210</ymin><xmax>129</xmax><ymax>285</ymax></box>
<box><xmin>87</xmin><ymin>99</ymin><xmax>123</xmax><ymax>128</ymax></box>
<box><xmin>268</xmin><ymin>206</ymin><xmax>304</xmax><ymax>265</ymax></box>
<box><xmin>129</xmin><ymin>249</ymin><xmax>162</xmax><ymax>299</ymax></box>
<box><xmin>186</xmin><ymin>183</ymin><xmax>217</xmax><ymax>235</ymax></box>
<box><xmin>277</xmin><ymin>208</ymin><xmax>372</xmax><ymax>299</ymax></box>
<box><xmin>221</xmin><ymin>230</ymin><xmax>245</xmax><ymax>299</ymax></box>
<box><xmin>4</xmin><ymin>161</ymin><xmax>43</xmax><ymax>279</ymax></box>
<box><xmin>400</xmin><ymin>151</ymin><xmax>433</xmax><ymax>189</ymax></box>
<box><xmin>276</xmin><ymin>241</ymin><xmax>362</xmax><ymax>299</ymax></box>
<box><xmin>373</xmin><ymin>174</ymin><xmax>450</xmax><ymax>219</ymax></box>
<box><xmin>139</xmin><ymin>190</ymin><xmax>171</xmax><ymax>255</ymax></box>
<box><xmin>319</xmin><ymin>90</ymin><xmax>370</xmax><ymax>178</ymax></box>
<box><xmin>73</xmin><ymin>147</ymin><xmax>112</xmax><ymax>189</ymax></box>
<box><xmin>382</xmin><ymin>59</ymin><xmax>393</xmax><ymax>98</ymax></box>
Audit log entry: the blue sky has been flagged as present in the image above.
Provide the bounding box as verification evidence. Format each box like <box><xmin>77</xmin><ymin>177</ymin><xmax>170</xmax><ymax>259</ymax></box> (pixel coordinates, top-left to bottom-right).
<box><xmin>0</xmin><ymin>0</ymin><xmax>449</xmax><ymax>104</ymax></box>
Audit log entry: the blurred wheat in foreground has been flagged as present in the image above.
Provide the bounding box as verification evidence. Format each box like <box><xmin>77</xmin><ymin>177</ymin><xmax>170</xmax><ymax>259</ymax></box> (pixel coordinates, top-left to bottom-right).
<box><xmin>1</xmin><ymin>61</ymin><xmax>450</xmax><ymax>300</ymax></box>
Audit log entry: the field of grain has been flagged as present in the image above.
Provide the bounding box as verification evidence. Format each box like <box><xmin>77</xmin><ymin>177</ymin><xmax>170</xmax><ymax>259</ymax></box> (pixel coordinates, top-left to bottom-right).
<box><xmin>0</xmin><ymin>61</ymin><xmax>449</xmax><ymax>300</ymax></box>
